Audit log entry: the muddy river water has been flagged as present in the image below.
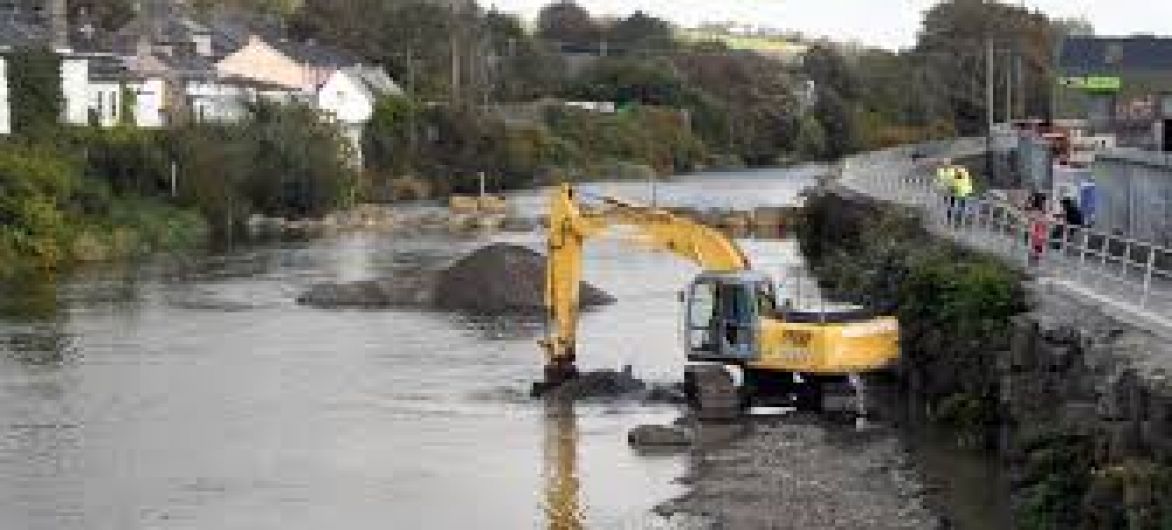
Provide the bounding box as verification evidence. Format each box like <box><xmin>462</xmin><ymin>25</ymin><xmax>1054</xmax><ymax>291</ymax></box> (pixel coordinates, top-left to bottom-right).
<box><xmin>0</xmin><ymin>166</ymin><xmax>1003</xmax><ymax>529</ymax></box>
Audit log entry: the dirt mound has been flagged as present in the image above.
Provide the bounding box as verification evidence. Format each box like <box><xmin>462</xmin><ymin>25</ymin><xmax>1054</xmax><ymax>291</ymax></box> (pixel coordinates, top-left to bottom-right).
<box><xmin>433</xmin><ymin>243</ymin><xmax>615</xmax><ymax>315</ymax></box>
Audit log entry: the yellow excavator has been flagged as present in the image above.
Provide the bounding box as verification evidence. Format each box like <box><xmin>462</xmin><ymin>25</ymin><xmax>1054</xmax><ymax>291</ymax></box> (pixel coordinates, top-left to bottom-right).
<box><xmin>539</xmin><ymin>184</ymin><xmax>900</xmax><ymax>418</ymax></box>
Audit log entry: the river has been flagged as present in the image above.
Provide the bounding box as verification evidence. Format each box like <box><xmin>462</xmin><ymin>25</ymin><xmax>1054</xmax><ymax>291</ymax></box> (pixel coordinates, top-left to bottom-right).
<box><xmin>0</xmin><ymin>165</ymin><xmax>1011</xmax><ymax>530</ymax></box>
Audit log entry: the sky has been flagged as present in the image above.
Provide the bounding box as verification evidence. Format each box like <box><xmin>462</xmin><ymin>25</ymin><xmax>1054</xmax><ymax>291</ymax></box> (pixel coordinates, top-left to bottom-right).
<box><xmin>482</xmin><ymin>0</ymin><xmax>1172</xmax><ymax>50</ymax></box>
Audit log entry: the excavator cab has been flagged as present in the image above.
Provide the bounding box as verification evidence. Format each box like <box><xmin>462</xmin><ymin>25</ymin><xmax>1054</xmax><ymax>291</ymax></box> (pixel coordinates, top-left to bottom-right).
<box><xmin>684</xmin><ymin>272</ymin><xmax>774</xmax><ymax>363</ymax></box>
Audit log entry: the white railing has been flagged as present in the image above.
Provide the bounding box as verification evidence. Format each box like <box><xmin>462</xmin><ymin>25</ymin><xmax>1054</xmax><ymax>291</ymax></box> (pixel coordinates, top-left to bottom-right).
<box><xmin>841</xmin><ymin>142</ymin><xmax>1172</xmax><ymax>325</ymax></box>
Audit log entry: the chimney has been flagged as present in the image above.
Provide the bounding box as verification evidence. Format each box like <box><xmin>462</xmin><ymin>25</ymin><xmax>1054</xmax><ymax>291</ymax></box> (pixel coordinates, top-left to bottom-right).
<box><xmin>47</xmin><ymin>0</ymin><xmax>67</xmax><ymax>50</ymax></box>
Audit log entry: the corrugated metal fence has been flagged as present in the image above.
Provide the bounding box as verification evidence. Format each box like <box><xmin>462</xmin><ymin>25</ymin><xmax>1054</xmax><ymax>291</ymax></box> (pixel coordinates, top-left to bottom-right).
<box><xmin>1094</xmin><ymin>150</ymin><xmax>1172</xmax><ymax>248</ymax></box>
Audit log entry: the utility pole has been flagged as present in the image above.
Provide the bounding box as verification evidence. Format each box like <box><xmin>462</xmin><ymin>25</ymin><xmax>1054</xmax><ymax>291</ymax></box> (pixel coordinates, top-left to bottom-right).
<box><xmin>986</xmin><ymin>39</ymin><xmax>995</xmax><ymax>135</ymax></box>
<box><xmin>1006</xmin><ymin>51</ymin><xmax>1013</xmax><ymax>124</ymax></box>
<box><xmin>986</xmin><ymin>38</ymin><xmax>996</xmax><ymax>179</ymax></box>
<box><xmin>450</xmin><ymin>9</ymin><xmax>461</xmax><ymax>104</ymax></box>
<box><xmin>407</xmin><ymin>48</ymin><xmax>418</xmax><ymax>155</ymax></box>
<box><xmin>1015</xmin><ymin>54</ymin><xmax>1025</xmax><ymax>120</ymax></box>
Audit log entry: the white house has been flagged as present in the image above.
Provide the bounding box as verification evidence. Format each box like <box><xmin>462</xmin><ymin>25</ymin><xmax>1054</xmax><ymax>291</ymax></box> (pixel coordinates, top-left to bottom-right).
<box><xmin>316</xmin><ymin>65</ymin><xmax>402</xmax><ymax>167</ymax></box>
<box><xmin>60</xmin><ymin>56</ymin><xmax>90</xmax><ymax>125</ymax></box>
<box><xmin>130</xmin><ymin>76</ymin><xmax>166</xmax><ymax>128</ymax></box>
<box><xmin>187</xmin><ymin>76</ymin><xmax>306</xmax><ymax>124</ymax></box>
<box><xmin>0</xmin><ymin>58</ymin><xmax>9</xmax><ymax>135</ymax></box>
<box><xmin>87</xmin><ymin>77</ymin><xmax>122</xmax><ymax>127</ymax></box>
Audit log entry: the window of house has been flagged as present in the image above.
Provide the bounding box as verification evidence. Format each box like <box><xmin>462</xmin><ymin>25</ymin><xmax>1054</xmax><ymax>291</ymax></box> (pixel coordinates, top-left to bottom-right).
<box><xmin>1105</xmin><ymin>43</ymin><xmax>1124</xmax><ymax>65</ymax></box>
<box><xmin>1160</xmin><ymin>94</ymin><xmax>1172</xmax><ymax>118</ymax></box>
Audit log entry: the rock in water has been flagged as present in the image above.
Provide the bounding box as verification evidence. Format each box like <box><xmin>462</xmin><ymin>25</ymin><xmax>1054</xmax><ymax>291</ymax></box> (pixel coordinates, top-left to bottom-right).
<box><xmin>433</xmin><ymin>243</ymin><xmax>615</xmax><ymax>315</ymax></box>
<box><xmin>628</xmin><ymin>425</ymin><xmax>693</xmax><ymax>449</ymax></box>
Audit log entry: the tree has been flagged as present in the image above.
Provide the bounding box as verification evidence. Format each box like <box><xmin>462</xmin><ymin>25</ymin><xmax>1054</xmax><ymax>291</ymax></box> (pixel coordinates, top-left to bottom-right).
<box><xmin>537</xmin><ymin>1</ymin><xmax>601</xmax><ymax>47</ymax></box>
<box><xmin>484</xmin><ymin>10</ymin><xmax>567</xmax><ymax>101</ymax></box>
<box><xmin>8</xmin><ymin>47</ymin><xmax>63</xmax><ymax>137</ymax></box>
<box><xmin>812</xmin><ymin>87</ymin><xmax>858</xmax><ymax>160</ymax></box>
<box><xmin>70</xmin><ymin>0</ymin><xmax>136</xmax><ymax>32</ymax></box>
<box><xmin>364</xmin><ymin>96</ymin><xmax>418</xmax><ymax>177</ymax></box>
<box><xmin>607</xmin><ymin>11</ymin><xmax>674</xmax><ymax>52</ymax></box>
<box><xmin>915</xmin><ymin>0</ymin><xmax>1059</xmax><ymax>133</ymax></box>
<box><xmin>567</xmin><ymin>57</ymin><xmax>685</xmax><ymax>106</ymax></box>
<box><xmin>803</xmin><ymin>45</ymin><xmax>858</xmax><ymax>99</ymax></box>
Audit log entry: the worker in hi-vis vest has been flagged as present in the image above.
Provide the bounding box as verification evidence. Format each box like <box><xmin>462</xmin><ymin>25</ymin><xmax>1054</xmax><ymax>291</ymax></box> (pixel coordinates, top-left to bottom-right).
<box><xmin>936</xmin><ymin>161</ymin><xmax>973</xmax><ymax>225</ymax></box>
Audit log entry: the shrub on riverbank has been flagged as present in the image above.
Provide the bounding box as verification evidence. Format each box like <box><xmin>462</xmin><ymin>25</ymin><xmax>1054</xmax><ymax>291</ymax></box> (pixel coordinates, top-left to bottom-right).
<box><xmin>361</xmin><ymin>97</ymin><xmax>705</xmax><ymax>193</ymax></box>
<box><xmin>0</xmin><ymin>143</ymin><xmax>207</xmax><ymax>277</ymax></box>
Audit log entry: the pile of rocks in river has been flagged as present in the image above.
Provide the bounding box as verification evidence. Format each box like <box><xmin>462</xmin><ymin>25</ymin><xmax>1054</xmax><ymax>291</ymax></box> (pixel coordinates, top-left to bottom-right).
<box><xmin>297</xmin><ymin>243</ymin><xmax>614</xmax><ymax>314</ymax></box>
<box><xmin>433</xmin><ymin>244</ymin><xmax>614</xmax><ymax>315</ymax></box>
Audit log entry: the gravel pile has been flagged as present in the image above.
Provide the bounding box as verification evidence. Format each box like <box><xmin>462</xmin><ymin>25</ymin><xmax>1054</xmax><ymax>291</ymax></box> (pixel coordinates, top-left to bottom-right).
<box><xmin>657</xmin><ymin>419</ymin><xmax>941</xmax><ymax>529</ymax></box>
<box><xmin>298</xmin><ymin>243</ymin><xmax>615</xmax><ymax>315</ymax></box>
<box><xmin>432</xmin><ymin>243</ymin><xmax>614</xmax><ymax>315</ymax></box>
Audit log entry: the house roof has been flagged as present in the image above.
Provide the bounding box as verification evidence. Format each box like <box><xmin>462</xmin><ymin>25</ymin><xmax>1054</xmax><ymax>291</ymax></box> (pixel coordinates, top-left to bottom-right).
<box><xmin>218</xmin><ymin>74</ymin><xmax>300</xmax><ymax>93</ymax></box>
<box><xmin>340</xmin><ymin>65</ymin><xmax>403</xmax><ymax>96</ymax></box>
<box><xmin>269</xmin><ymin>38</ymin><xmax>361</xmax><ymax>68</ymax></box>
<box><xmin>1059</xmin><ymin>36</ymin><xmax>1172</xmax><ymax>73</ymax></box>
<box><xmin>0</xmin><ymin>14</ymin><xmax>49</xmax><ymax>48</ymax></box>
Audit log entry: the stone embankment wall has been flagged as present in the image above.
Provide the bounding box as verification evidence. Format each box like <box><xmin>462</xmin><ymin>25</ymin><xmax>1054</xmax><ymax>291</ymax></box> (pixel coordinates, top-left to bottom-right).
<box><xmin>798</xmin><ymin>186</ymin><xmax>1172</xmax><ymax>529</ymax></box>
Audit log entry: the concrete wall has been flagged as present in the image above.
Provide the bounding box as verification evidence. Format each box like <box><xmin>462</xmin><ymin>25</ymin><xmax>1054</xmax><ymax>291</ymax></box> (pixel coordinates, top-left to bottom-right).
<box><xmin>1093</xmin><ymin>150</ymin><xmax>1172</xmax><ymax>247</ymax></box>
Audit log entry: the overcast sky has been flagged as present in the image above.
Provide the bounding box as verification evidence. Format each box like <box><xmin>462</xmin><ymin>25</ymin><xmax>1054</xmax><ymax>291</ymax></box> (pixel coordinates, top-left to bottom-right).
<box><xmin>482</xmin><ymin>0</ymin><xmax>1172</xmax><ymax>49</ymax></box>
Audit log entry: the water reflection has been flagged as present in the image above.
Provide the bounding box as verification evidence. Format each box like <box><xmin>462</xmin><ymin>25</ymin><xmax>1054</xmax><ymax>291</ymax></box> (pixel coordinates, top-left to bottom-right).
<box><xmin>0</xmin><ymin>274</ymin><xmax>62</xmax><ymax>322</ymax></box>
<box><xmin>2</xmin><ymin>325</ymin><xmax>80</xmax><ymax>368</ymax></box>
<box><xmin>543</xmin><ymin>401</ymin><xmax>583</xmax><ymax>530</ymax></box>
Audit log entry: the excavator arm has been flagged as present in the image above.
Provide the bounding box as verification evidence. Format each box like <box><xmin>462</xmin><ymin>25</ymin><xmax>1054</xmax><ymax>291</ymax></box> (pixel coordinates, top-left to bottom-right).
<box><xmin>541</xmin><ymin>184</ymin><xmax>750</xmax><ymax>385</ymax></box>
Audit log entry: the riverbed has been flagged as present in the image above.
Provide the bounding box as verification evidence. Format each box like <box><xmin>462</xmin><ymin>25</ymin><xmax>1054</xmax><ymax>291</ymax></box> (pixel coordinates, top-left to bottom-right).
<box><xmin>0</xmin><ymin>167</ymin><xmax>828</xmax><ymax>529</ymax></box>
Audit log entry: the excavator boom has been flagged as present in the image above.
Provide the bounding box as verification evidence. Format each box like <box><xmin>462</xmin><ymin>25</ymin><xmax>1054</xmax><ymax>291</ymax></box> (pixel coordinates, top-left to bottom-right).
<box><xmin>541</xmin><ymin>184</ymin><xmax>748</xmax><ymax>384</ymax></box>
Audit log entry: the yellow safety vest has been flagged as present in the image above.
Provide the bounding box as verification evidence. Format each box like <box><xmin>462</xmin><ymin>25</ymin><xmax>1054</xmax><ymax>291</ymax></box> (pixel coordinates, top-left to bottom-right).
<box><xmin>936</xmin><ymin>166</ymin><xmax>956</xmax><ymax>189</ymax></box>
<box><xmin>953</xmin><ymin>167</ymin><xmax>974</xmax><ymax>198</ymax></box>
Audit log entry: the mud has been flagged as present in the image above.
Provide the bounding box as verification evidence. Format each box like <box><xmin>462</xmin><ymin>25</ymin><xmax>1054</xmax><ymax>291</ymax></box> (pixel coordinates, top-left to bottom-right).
<box><xmin>298</xmin><ymin>243</ymin><xmax>614</xmax><ymax>314</ymax></box>
<box><xmin>656</xmin><ymin>417</ymin><xmax>941</xmax><ymax>530</ymax></box>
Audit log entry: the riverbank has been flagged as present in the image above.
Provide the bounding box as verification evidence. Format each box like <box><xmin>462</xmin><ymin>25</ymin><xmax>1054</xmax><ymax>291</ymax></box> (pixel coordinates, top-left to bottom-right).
<box><xmin>797</xmin><ymin>182</ymin><xmax>1172</xmax><ymax>528</ymax></box>
<box><xmin>657</xmin><ymin>415</ymin><xmax>941</xmax><ymax>529</ymax></box>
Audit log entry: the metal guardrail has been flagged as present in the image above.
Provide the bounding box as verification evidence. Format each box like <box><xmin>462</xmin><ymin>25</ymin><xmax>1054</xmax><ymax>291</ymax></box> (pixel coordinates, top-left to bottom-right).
<box><xmin>841</xmin><ymin>143</ymin><xmax>1172</xmax><ymax>323</ymax></box>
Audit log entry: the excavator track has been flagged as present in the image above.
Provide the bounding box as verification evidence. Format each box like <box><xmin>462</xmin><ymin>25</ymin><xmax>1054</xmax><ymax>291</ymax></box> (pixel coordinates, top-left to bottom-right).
<box><xmin>684</xmin><ymin>365</ymin><xmax>742</xmax><ymax>421</ymax></box>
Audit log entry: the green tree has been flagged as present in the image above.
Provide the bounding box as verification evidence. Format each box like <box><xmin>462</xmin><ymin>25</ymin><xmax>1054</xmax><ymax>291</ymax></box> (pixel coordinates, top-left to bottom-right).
<box><xmin>567</xmin><ymin>57</ymin><xmax>685</xmax><ymax>106</ymax></box>
<box><xmin>915</xmin><ymin>0</ymin><xmax>1059</xmax><ymax>133</ymax></box>
<box><xmin>812</xmin><ymin>87</ymin><xmax>858</xmax><ymax>160</ymax></box>
<box><xmin>536</xmin><ymin>1</ymin><xmax>601</xmax><ymax>47</ymax></box>
<box><xmin>607</xmin><ymin>11</ymin><xmax>674</xmax><ymax>52</ymax></box>
<box><xmin>8</xmin><ymin>47</ymin><xmax>63</xmax><ymax>137</ymax></box>
<box><xmin>0</xmin><ymin>145</ymin><xmax>78</xmax><ymax>268</ymax></box>
<box><xmin>364</xmin><ymin>96</ymin><xmax>418</xmax><ymax>177</ymax></box>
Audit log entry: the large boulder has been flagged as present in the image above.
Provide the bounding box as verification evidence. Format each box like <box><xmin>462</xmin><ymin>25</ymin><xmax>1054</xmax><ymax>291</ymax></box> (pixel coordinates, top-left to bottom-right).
<box><xmin>432</xmin><ymin>243</ymin><xmax>615</xmax><ymax>315</ymax></box>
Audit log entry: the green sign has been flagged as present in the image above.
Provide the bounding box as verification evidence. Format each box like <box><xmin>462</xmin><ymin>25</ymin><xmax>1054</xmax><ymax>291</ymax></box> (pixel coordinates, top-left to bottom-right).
<box><xmin>1059</xmin><ymin>76</ymin><xmax>1122</xmax><ymax>92</ymax></box>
